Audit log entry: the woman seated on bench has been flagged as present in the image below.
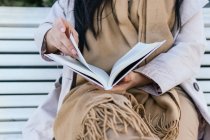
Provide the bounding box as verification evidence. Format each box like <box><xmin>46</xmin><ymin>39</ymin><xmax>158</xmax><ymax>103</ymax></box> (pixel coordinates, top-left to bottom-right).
<box><xmin>23</xmin><ymin>0</ymin><xmax>210</xmax><ymax>139</ymax></box>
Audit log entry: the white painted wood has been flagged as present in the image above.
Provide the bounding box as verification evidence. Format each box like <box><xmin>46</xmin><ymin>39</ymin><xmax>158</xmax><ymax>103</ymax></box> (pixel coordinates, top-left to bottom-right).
<box><xmin>0</xmin><ymin>27</ymin><xmax>36</xmax><ymax>40</ymax></box>
<box><xmin>0</xmin><ymin>82</ymin><xmax>54</xmax><ymax>94</ymax></box>
<box><xmin>197</xmin><ymin>68</ymin><xmax>210</xmax><ymax>79</ymax></box>
<box><xmin>0</xmin><ymin>7</ymin><xmax>50</xmax><ymax>27</ymax></box>
<box><xmin>0</xmin><ymin>40</ymin><xmax>37</xmax><ymax>52</ymax></box>
<box><xmin>203</xmin><ymin>8</ymin><xmax>210</xmax><ymax>27</ymax></box>
<box><xmin>0</xmin><ymin>121</ymin><xmax>25</xmax><ymax>133</ymax></box>
<box><xmin>198</xmin><ymin>81</ymin><xmax>210</xmax><ymax>93</ymax></box>
<box><xmin>0</xmin><ymin>69</ymin><xmax>61</xmax><ymax>80</ymax></box>
<box><xmin>0</xmin><ymin>95</ymin><xmax>47</xmax><ymax>107</ymax></box>
<box><xmin>204</xmin><ymin>94</ymin><xmax>210</xmax><ymax>104</ymax></box>
<box><xmin>204</xmin><ymin>18</ymin><xmax>210</xmax><ymax>27</ymax></box>
<box><xmin>206</xmin><ymin>41</ymin><xmax>210</xmax><ymax>52</ymax></box>
<box><xmin>201</xmin><ymin>54</ymin><xmax>210</xmax><ymax>65</ymax></box>
<box><xmin>0</xmin><ymin>55</ymin><xmax>60</xmax><ymax>66</ymax></box>
<box><xmin>0</xmin><ymin>134</ymin><xmax>22</xmax><ymax>140</ymax></box>
<box><xmin>205</xmin><ymin>27</ymin><xmax>210</xmax><ymax>39</ymax></box>
<box><xmin>0</xmin><ymin>108</ymin><xmax>35</xmax><ymax>120</ymax></box>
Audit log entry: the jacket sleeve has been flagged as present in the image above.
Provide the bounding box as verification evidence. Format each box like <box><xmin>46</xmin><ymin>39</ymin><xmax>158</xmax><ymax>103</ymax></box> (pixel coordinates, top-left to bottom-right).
<box><xmin>34</xmin><ymin>0</ymin><xmax>69</xmax><ymax>61</ymax></box>
<box><xmin>134</xmin><ymin>10</ymin><xmax>207</xmax><ymax>95</ymax></box>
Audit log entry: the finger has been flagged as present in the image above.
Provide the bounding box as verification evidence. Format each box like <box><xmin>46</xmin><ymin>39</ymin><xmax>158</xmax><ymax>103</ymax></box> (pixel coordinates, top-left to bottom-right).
<box><xmin>56</xmin><ymin>41</ymin><xmax>72</xmax><ymax>56</ymax></box>
<box><xmin>58</xmin><ymin>32</ymin><xmax>77</xmax><ymax>56</ymax></box>
<box><xmin>52</xmin><ymin>36</ymin><xmax>71</xmax><ymax>56</ymax></box>
<box><xmin>67</xmin><ymin>26</ymin><xmax>79</xmax><ymax>50</ymax></box>
<box><xmin>71</xmin><ymin>28</ymin><xmax>79</xmax><ymax>45</ymax></box>
<box><xmin>111</xmin><ymin>83</ymin><xmax>129</xmax><ymax>91</ymax></box>
<box><xmin>55</xmin><ymin>18</ymin><xmax>67</xmax><ymax>33</ymax></box>
<box><xmin>122</xmin><ymin>74</ymin><xmax>131</xmax><ymax>82</ymax></box>
<box><xmin>62</xmin><ymin>19</ymin><xmax>71</xmax><ymax>38</ymax></box>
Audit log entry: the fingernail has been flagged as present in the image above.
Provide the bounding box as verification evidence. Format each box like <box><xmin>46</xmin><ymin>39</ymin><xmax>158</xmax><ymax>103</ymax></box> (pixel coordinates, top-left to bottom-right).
<box><xmin>60</xmin><ymin>28</ymin><xmax>65</xmax><ymax>32</ymax></box>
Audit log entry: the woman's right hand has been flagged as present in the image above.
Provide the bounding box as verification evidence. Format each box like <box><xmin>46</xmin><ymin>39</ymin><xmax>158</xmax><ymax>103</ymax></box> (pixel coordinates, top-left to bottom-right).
<box><xmin>45</xmin><ymin>18</ymin><xmax>79</xmax><ymax>58</ymax></box>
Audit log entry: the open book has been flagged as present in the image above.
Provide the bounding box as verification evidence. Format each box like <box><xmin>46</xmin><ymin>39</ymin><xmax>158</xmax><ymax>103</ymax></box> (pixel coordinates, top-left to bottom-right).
<box><xmin>46</xmin><ymin>35</ymin><xmax>165</xmax><ymax>90</ymax></box>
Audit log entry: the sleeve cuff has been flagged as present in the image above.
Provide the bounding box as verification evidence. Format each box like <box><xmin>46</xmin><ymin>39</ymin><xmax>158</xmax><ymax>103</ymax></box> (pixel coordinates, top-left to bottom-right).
<box><xmin>134</xmin><ymin>64</ymin><xmax>168</xmax><ymax>95</ymax></box>
<box><xmin>34</xmin><ymin>23</ymin><xmax>53</xmax><ymax>61</ymax></box>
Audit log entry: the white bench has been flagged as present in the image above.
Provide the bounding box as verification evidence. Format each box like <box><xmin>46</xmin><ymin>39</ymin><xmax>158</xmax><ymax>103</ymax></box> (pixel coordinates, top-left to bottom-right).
<box><xmin>0</xmin><ymin>7</ymin><xmax>209</xmax><ymax>140</ymax></box>
<box><xmin>0</xmin><ymin>7</ymin><xmax>61</xmax><ymax>140</ymax></box>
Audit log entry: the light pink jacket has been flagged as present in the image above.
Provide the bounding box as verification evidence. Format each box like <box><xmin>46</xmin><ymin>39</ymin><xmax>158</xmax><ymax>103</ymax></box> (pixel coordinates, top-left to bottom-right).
<box><xmin>23</xmin><ymin>0</ymin><xmax>210</xmax><ymax>139</ymax></box>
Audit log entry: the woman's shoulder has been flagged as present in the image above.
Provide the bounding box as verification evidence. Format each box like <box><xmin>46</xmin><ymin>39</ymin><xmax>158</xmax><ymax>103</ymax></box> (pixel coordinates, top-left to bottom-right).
<box><xmin>180</xmin><ymin>0</ymin><xmax>208</xmax><ymax>25</ymax></box>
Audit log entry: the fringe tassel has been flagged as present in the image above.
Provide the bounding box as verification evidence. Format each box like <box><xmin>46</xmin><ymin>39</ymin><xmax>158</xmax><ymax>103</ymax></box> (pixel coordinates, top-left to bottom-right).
<box><xmin>134</xmin><ymin>104</ymin><xmax>179</xmax><ymax>140</ymax></box>
<box><xmin>77</xmin><ymin>102</ymin><xmax>158</xmax><ymax>140</ymax></box>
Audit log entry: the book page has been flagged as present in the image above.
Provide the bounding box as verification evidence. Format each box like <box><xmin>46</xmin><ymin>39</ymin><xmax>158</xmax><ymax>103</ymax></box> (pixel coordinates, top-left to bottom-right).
<box><xmin>46</xmin><ymin>54</ymin><xmax>108</xmax><ymax>87</ymax></box>
<box><xmin>70</xmin><ymin>34</ymin><xmax>91</xmax><ymax>70</ymax></box>
<box><xmin>70</xmin><ymin>34</ymin><xmax>110</xmax><ymax>84</ymax></box>
<box><xmin>88</xmin><ymin>65</ymin><xmax>110</xmax><ymax>87</ymax></box>
<box><xmin>108</xmin><ymin>41</ymin><xmax>165</xmax><ymax>87</ymax></box>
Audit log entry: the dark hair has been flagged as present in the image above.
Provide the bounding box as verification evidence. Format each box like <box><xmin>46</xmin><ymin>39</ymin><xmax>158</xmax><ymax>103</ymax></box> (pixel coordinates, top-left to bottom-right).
<box><xmin>74</xmin><ymin>0</ymin><xmax>183</xmax><ymax>52</ymax></box>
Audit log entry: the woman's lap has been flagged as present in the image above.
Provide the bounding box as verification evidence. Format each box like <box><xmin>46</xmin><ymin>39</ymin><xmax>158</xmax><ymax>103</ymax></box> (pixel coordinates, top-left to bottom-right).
<box><xmin>176</xmin><ymin>87</ymin><xmax>200</xmax><ymax>140</ymax></box>
<box><xmin>54</xmin><ymin>84</ymin><xmax>200</xmax><ymax>140</ymax></box>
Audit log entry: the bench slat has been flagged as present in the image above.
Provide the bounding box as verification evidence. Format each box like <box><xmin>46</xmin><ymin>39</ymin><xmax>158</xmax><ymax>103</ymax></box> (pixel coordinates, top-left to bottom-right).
<box><xmin>0</xmin><ymin>40</ymin><xmax>37</xmax><ymax>52</ymax></box>
<box><xmin>0</xmin><ymin>27</ymin><xmax>35</xmax><ymax>40</ymax></box>
<box><xmin>201</xmin><ymin>54</ymin><xmax>210</xmax><ymax>65</ymax></box>
<box><xmin>0</xmin><ymin>82</ymin><xmax>54</xmax><ymax>94</ymax></box>
<box><xmin>0</xmin><ymin>108</ymin><xmax>35</xmax><ymax>121</ymax></box>
<box><xmin>0</xmin><ymin>121</ymin><xmax>24</xmax><ymax>134</ymax></box>
<box><xmin>0</xmin><ymin>95</ymin><xmax>47</xmax><ymax>107</ymax></box>
<box><xmin>198</xmin><ymin>81</ymin><xmax>210</xmax><ymax>93</ymax></box>
<box><xmin>204</xmin><ymin>18</ymin><xmax>210</xmax><ymax>27</ymax></box>
<box><xmin>0</xmin><ymin>7</ymin><xmax>50</xmax><ymax>27</ymax></box>
<box><xmin>203</xmin><ymin>8</ymin><xmax>210</xmax><ymax>27</ymax></box>
<box><xmin>197</xmin><ymin>68</ymin><xmax>210</xmax><ymax>79</ymax></box>
<box><xmin>0</xmin><ymin>55</ymin><xmax>59</xmax><ymax>66</ymax></box>
<box><xmin>0</xmin><ymin>69</ymin><xmax>61</xmax><ymax>80</ymax></box>
<box><xmin>205</xmin><ymin>27</ymin><xmax>210</xmax><ymax>39</ymax></box>
<box><xmin>0</xmin><ymin>134</ymin><xmax>22</xmax><ymax>140</ymax></box>
<box><xmin>206</xmin><ymin>41</ymin><xmax>210</xmax><ymax>52</ymax></box>
<box><xmin>204</xmin><ymin>94</ymin><xmax>210</xmax><ymax>104</ymax></box>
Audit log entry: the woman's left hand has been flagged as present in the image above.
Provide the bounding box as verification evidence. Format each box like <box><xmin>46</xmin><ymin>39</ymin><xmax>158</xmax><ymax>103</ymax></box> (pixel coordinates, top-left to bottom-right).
<box><xmin>110</xmin><ymin>71</ymin><xmax>153</xmax><ymax>92</ymax></box>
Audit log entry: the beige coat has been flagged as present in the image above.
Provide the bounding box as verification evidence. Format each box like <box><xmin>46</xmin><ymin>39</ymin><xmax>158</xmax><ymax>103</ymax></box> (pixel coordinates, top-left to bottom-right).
<box><xmin>23</xmin><ymin>0</ymin><xmax>210</xmax><ymax>140</ymax></box>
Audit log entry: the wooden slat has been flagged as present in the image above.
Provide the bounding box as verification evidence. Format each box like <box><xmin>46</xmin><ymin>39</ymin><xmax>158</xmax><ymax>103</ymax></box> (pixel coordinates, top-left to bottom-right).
<box><xmin>0</xmin><ymin>27</ymin><xmax>35</xmax><ymax>40</ymax></box>
<box><xmin>206</xmin><ymin>41</ymin><xmax>210</xmax><ymax>52</ymax></box>
<box><xmin>0</xmin><ymin>7</ymin><xmax>50</xmax><ymax>27</ymax></box>
<box><xmin>0</xmin><ymin>95</ymin><xmax>47</xmax><ymax>107</ymax></box>
<box><xmin>205</xmin><ymin>27</ymin><xmax>210</xmax><ymax>39</ymax></box>
<box><xmin>0</xmin><ymin>133</ymin><xmax>22</xmax><ymax>140</ymax></box>
<box><xmin>197</xmin><ymin>68</ymin><xmax>210</xmax><ymax>79</ymax></box>
<box><xmin>0</xmin><ymin>108</ymin><xmax>35</xmax><ymax>121</ymax></box>
<box><xmin>198</xmin><ymin>81</ymin><xmax>210</xmax><ymax>93</ymax></box>
<box><xmin>204</xmin><ymin>94</ymin><xmax>210</xmax><ymax>104</ymax></box>
<box><xmin>203</xmin><ymin>8</ymin><xmax>210</xmax><ymax>15</ymax></box>
<box><xmin>0</xmin><ymin>82</ymin><xmax>54</xmax><ymax>94</ymax></box>
<box><xmin>0</xmin><ymin>40</ymin><xmax>37</xmax><ymax>52</ymax></box>
<box><xmin>203</xmin><ymin>8</ymin><xmax>210</xmax><ymax>27</ymax></box>
<box><xmin>204</xmin><ymin>18</ymin><xmax>210</xmax><ymax>27</ymax></box>
<box><xmin>0</xmin><ymin>69</ymin><xmax>61</xmax><ymax>80</ymax></box>
<box><xmin>201</xmin><ymin>54</ymin><xmax>210</xmax><ymax>65</ymax></box>
<box><xmin>0</xmin><ymin>55</ymin><xmax>59</xmax><ymax>66</ymax></box>
<box><xmin>0</xmin><ymin>121</ymin><xmax>24</xmax><ymax>133</ymax></box>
